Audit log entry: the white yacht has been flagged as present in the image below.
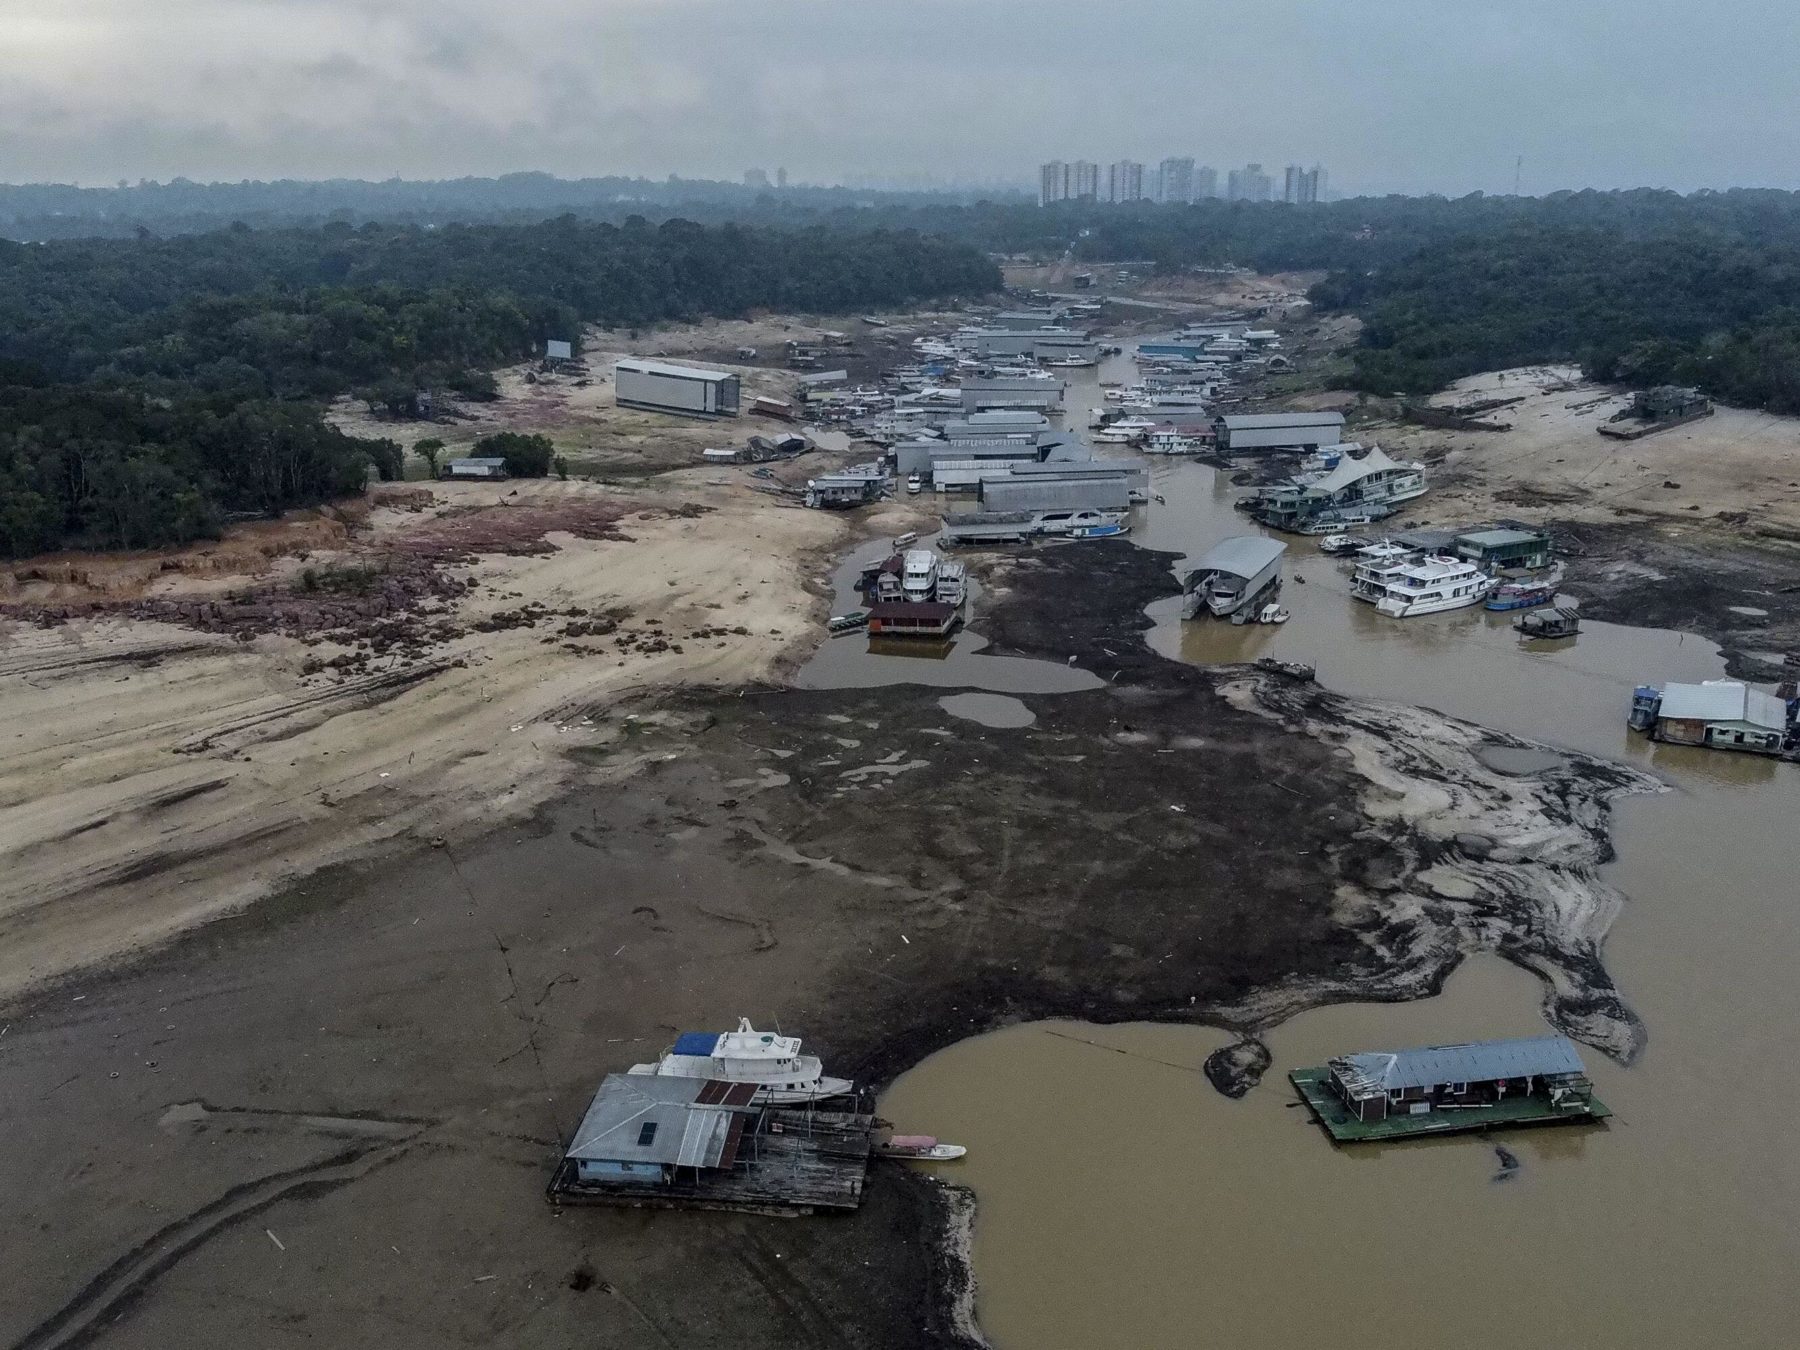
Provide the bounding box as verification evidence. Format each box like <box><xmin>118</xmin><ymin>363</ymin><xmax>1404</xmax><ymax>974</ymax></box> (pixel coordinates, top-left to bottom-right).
<box><xmin>1369</xmin><ymin>556</ymin><xmax>1494</xmax><ymax>617</ymax></box>
<box><xmin>901</xmin><ymin>548</ymin><xmax>939</xmax><ymax>601</ymax></box>
<box><xmin>628</xmin><ymin>1019</ymin><xmax>853</xmax><ymax>1105</ymax></box>
<box><xmin>935</xmin><ymin>559</ymin><xmax>968</xmax><ymax>606</ymax></box>
<box><xmin>1348</xmin><ymin>541</ymin><xmax>1418</xmax><ymax>602</ymax></box>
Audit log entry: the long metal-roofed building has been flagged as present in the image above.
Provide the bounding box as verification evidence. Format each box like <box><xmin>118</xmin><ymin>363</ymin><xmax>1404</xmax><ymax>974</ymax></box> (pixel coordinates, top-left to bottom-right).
<box><xmin>1215</xmin><ymin>411</ymin><xmax>1345</xmax><ymax>452</ymax></box>
<box><xmin>961</xmin><ymin>376</ymin><xmax>1066</xmax><ymax>413</ymax></box>
<box><xmin>1641</xmin><ymin>680</ymin><xmax>1793</xmax><ymax>754</ymax></box>
<box><xmin>978</xmin><ymin>475</ymin><xmax>1130</xmax><ymax>515</ymax></box>
<box><xmin>615</xmin><ymin>358</ymin><xmax>741</xmax><ymax>419</ymax></box>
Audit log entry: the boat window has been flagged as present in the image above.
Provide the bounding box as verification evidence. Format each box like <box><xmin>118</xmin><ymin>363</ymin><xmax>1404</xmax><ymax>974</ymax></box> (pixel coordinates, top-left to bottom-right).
<box><xmin>637</xmin><ymin>1122</ymin><xmax>658</xmax><ymax>1147</ymax></box>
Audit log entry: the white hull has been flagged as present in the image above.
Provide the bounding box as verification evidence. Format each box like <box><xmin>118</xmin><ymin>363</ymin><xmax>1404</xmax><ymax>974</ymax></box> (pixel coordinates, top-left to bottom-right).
<box><xmin>626</xmin><ymin>1063</ymin><xmax>855</xmax><ymax>1105</ymax></box>
<box><xmin>1375</xmin><ymin>589</ymin><xmax>1488</xmax><ymax>618</ymax></box>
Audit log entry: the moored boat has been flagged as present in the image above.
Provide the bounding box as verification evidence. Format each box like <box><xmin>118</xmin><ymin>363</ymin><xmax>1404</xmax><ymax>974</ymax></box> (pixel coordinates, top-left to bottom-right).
<box><xmin>1370</xmin><ymin>555</ymin><xmax>1494</xmax><ymax>618</ymax></box>
<box><xmin>628</xmin><ymin>1019</ymin><xmax>854</xmax><ymax>1105</ymax></box>
<box><xmin>1258</xmin><ymin>603</ymin><xmax>1291</xmax><ymax>624</ymax></box>
<box><xmin>875</xmin><ymin>1135</ymin><xmax>966</xmax><ymax>1161</ymax></box>
<box><xmin>1485</xmin><ymin>570</ymin><xmax>1562</xmax><ymax>611</ymax></box>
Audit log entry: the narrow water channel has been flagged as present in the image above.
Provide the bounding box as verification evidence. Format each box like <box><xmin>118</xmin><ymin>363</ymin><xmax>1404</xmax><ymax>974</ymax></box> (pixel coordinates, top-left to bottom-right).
<box><xmin>865</xmin><ymin>351</ymin><xmax>1800</xmax><ymax>1346</ymax></box>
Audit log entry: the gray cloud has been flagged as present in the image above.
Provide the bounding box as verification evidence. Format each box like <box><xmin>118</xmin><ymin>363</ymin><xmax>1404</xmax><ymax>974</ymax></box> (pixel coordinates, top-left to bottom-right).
<box><xmin>0</xmin><ymin>0</ymin><xmax>1795</xmax><ymax>193</ymax></box>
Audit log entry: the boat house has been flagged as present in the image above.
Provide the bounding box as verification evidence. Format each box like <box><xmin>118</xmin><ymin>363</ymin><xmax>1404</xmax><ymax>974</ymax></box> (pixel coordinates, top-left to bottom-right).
<box><xmin>549</xmin><ymin>1073</ymin><xmax>874</xmax><ymax>1214</ymax></box>
<box><xmin>1633</xmin><ymin>680</ymin><xmax>1793</xmax><ymax>754</ymax></box>
<box><xmin>1182</xmin><ymin>535</ymin><xmax>1286</xmax><ymax>619</ymax></box>
<box><xmin>1215</xmin><ymin>411</ymin><xmax>1346</xmax><ymax>453</ymax></box>
<box><xmin>1291</xmin><ymin>1035</ymin><xmax>1610</xmax><ymax>1142</ymax></box>
<box><xmin>1454</xmin><ymin>527</ymin><xmax>1552</xmax><ymax>571</ymax></box>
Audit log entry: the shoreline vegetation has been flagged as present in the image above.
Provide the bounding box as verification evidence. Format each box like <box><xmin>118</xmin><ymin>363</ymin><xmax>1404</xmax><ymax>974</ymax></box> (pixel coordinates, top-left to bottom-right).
<box><xmin>0</xmin><ymin>216</ymin><xmax>998</xmax><ymax>556</ymax></box>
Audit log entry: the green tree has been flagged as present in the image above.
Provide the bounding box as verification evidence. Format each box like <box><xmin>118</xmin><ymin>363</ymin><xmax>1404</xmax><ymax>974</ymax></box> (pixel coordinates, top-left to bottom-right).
<box><xmin>414</xmin><ymin>437</ymin><xmax>445</xmax><ymax>478</ymax></box>
<box><xmin>472</xmin><ymin>431</ymin><xmax>554</xmax><ymax>478</ymax></box>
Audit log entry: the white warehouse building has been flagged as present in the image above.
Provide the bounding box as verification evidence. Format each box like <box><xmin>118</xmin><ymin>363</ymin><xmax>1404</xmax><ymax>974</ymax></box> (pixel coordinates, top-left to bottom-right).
<box><xmin>615</xmin><ymin>358</ymin><xmax>741</xmax><ymax>419</ymax></box>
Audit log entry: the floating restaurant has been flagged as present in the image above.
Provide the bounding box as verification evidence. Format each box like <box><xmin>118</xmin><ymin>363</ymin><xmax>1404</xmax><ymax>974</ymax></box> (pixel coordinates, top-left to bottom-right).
<box><xmin>1290</xmin><ymin>1035</ymin><xmax>1610</xmax><ymax>1143</ymax></box>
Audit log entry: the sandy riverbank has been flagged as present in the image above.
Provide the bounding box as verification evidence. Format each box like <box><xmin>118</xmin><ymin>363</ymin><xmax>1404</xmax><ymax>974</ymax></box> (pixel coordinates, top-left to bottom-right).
<box><xmin>0</xmin><ymin>473</ymin><xmax>935</xmax><ymax>1002</ymax></box>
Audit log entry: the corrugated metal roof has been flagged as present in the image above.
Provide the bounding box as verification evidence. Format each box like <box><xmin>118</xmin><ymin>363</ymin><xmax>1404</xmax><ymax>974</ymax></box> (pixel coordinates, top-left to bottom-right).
<box><xmin>1657</xmin><ymin>680</ymin><xmax>1788</xmax><ymax>729</ymax></box>
<box><xmin>980</xmin><ymin>478</ymin><xmax>1129</xmax><ymax>512</ymax></box>
<box><xmin>1190</xmin><ymin>535</ymin><xmax>1286</xmax><ymax>580</ymax></box>
<box><xmin>1220</xmin><ymin>412</ymin><xmax>1345</xmax><ymax>430</ymax></box>
<box><xmin>615</xmin><ymin>358</ymin><xmax>735</xmax><ymax>383</ymax></box>
<box><xmin>565</xmin><ymin>1074</ymin><xmax>748</xmax><ymax>1168</ymax></box>
<box><xmin>446</xmin><ymin>457</ymin><xmax>507</xmax><ymax>469</ymax></box>
<box><xmin>1458</xmin><ymin>528</ymin><xmax>1545</xmax><ymax>548</ymax></box>
<box><xmin>1335</xmin><ymin>1035</ymin><xmax>1587</xmax><ymax>1093</ymax></box>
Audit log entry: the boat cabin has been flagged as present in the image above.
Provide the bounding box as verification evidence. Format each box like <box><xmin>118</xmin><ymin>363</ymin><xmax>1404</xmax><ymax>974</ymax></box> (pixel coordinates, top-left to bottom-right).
<box><xmin>1328</xmin><ymin>1035</ymin><xmax>1600</xmax><ymax>1125</ymax></box>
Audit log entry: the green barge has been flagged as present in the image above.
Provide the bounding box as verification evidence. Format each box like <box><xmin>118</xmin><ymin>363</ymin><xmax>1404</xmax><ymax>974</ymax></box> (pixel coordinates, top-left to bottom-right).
<box><xmin>1290</xmin><ymin>1035</ymin><xmax>1610</xmax><ymax>1144</ymax></box>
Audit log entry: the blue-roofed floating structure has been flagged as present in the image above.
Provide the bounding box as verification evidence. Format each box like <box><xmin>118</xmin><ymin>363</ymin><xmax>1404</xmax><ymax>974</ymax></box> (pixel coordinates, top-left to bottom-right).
<box><xmin>1290</xmin><ymin>1035</ymin><xmax>1610</xmax><ymax>1143</ymax></box>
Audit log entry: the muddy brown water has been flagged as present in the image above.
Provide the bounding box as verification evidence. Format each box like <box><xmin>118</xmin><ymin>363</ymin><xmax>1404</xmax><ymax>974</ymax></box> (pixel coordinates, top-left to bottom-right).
<box><xmin>869</xmin><ymin>364</ymin><xmax>1800</xmax><ymax>1347</ymax></box>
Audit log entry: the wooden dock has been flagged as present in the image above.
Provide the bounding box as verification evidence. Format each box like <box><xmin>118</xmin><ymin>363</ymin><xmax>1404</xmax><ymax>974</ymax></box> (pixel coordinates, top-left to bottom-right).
<box><xmin>1290</xmin><ymin>1067</ymin><xmax>1610</xmax><ymax>1143</ymax></box>
<box><xmin>548</xmin><ymin>1109</ymin><xmax>874</xmax><ymax>1216</ymax></box>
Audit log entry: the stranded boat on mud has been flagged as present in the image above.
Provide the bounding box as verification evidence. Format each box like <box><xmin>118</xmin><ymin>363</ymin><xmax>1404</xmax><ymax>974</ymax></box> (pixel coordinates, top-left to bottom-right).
<box><xmin>1291</xmin><ymin>1035</ymin><xmax>1610</xmax><ymax>1143</ymax></box>
<box><xmin>628</xmin><ymin>1019</ymin><xmax>854</xmax><ymax>1105</ymax></box>
<box><xmin>1485</xmin><ymin>568</ymin><xmax>1562</xmax><ymax>611</ymax></box>
<box><xmin>874</xmin><ymin>1135</ymin><xmax>967</xmax><ymax>1161</ymax></box>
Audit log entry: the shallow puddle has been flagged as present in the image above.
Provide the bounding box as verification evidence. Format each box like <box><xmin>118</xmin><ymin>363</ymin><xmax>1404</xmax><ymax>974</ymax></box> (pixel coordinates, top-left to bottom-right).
<box><xmin>937</xmin><ymin>692</ymin><xmax>1036</xmax><ymax>728</ymax></box>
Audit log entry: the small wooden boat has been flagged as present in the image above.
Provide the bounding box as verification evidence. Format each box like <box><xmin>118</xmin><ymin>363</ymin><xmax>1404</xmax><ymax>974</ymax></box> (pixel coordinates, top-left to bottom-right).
<box><xmin>827</xmin><ymin>611</ymin><xmax>870</xmax><ymax>634</ymax></box>
<box><xmin>876</xmin><ymin>1135</ymin><xmax>966</xmax><ymax>1161</ymax></box>
<box><xmin>1069</xmin><ymin>523</ymin><xmax>1129</xmax><ymax>539</ymax></box>
<box><xmin>1257</xmin><ymin>603</ymin><xmax>1291</xmax><ymax>625</ymax></box>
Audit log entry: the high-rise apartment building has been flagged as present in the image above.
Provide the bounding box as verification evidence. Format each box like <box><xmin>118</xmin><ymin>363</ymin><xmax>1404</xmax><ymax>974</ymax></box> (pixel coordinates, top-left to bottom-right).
<box><xmin>1194</xmin><ymin>166</ymin><xmax>1219</xmax><ymax>200</ymax></box>
<box><xmin>1070</xmin><ymin>160</ymin><xmax>1100</xmax><ymax>200</ymax></box>
<box><xmin>1156</xmin><ymin>157</ymin><xmax>1196</xmax><ymax>204</ymax></box>
<box><xmin>1107</xmin><ymin>160</ymin><xmax>1145</xmax><ymax>203</ymax></box>
<box><xmin>775</xmin><ymin>167</ymin><xmax>788</xmax><ymax>189</ymax></box>
<box><xmin>1039</xmin><ymin>161</ymin><xmax>1069</xmax><ymax>205</ymax></box>
<box><xmin>1227</xmin><ymin>163</ymin><xmax>1273</xmax><ymax>202</ymax></box>
<box><xmin>744</xmin><ymin>168</ymin><xmax>770</xmax><ymax>189</ymax></box>
<box><xmin>1283</xmin><ymin>164</ymin><xmax>1324</xmax><ymax>204</ymax></box>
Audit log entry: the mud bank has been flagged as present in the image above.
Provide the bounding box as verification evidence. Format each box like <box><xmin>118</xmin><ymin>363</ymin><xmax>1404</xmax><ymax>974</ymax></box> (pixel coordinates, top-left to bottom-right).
<box><xmin>1556</xmin><ymin>520</ymin><xmax>1800</xmax><ymax>680</ymax></box>
<box><xmin>0</xmin><ymin>540</ymin><xmax>1654</xmax><ymax>1350</ymax></box>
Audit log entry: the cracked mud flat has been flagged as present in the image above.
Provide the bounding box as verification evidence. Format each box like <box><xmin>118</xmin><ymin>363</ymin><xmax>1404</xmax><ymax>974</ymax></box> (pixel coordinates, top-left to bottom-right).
<box><xmin>0</xmin><ymin>541</ymin><xmax>1655</xmax><ymax>1350</ymax></box>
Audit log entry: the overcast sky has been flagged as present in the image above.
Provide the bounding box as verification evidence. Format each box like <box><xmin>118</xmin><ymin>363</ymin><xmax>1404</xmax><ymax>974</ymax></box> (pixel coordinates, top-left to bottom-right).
<box><xmin>4</xmin><ymin>0</ymin><xmax>1797</xmax><ymax>195</ymax></box>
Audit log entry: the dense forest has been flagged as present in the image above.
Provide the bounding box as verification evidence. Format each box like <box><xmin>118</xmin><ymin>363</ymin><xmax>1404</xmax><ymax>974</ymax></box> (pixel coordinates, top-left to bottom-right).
<box><xmin>0</xmin><ymin>216</ymin><xmax>997</xmax><ymax>557</ymax></box>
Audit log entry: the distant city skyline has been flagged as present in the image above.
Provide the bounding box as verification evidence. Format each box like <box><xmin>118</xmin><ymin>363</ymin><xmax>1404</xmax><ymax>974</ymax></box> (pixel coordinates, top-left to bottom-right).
<box><xmin>4</xmin><ymin>2</ymin><xmax>1798</xmax><ymax>196</ymax></box>
<box><xmin>1039</xmin><ymin>158</ymin><xmax>1327</xmax><ymax>205</ymax></box>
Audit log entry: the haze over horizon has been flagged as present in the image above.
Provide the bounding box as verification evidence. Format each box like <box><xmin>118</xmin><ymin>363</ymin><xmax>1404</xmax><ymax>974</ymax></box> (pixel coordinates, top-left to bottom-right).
<box><xmin>4</xmin><ymin>0</ymin><xmax>1797</xmax><ymax>197</ymax></box>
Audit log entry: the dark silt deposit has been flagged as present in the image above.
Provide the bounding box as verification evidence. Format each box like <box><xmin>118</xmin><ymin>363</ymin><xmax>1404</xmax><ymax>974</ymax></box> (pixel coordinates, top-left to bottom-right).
<box><xmin>0</xmin><ymin>538</ymin><xmax>1657</xmax><ymax>1350</ymax></box>
<box><xmin>1555</xmin><ymin>520</ymin><xmax>1800</xmax><ymax>679</ymax></box>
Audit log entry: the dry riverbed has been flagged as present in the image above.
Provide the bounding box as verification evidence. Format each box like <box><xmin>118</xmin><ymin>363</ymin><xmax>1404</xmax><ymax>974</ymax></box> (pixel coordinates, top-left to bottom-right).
<box><xmin>1</xmin><ymin>537</ymin><xmax>1658</xmax><ymax>1350</ymax></box>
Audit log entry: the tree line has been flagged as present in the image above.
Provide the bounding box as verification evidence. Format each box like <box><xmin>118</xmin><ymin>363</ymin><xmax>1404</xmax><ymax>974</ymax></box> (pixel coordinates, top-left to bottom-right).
<box><xmin>0</xmin><ymin>216</ymin><xmax>998</xmax><ymax>557</ymax></box>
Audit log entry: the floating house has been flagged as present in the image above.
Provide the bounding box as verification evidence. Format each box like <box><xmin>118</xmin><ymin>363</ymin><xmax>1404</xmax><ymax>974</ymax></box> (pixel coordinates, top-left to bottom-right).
<box><xmin>960</xmin><ymin>376</ymin><xmax>1067</xmax><ymax>414</ymax></box>
<box><xmin>804</xmin><ymin>465</ymin><xmax>886</xmax><ymax>510</ymax></box>
<box><xmin>549</xmin><ymin>1074</ymin><xmax>874</xmax><ymax>1215</ymax></box>
<box><xmin>1629</xmin><ymin>680</ymin><xmax>1794</xmax><ymax>755</ymax></box>
<box><xmin>1290</xmin><ymin>1035</ymin><xmax>1610</xmax><ymax>1143</ymax></box>
<box><xmin>1599</xmin><ymin>385</ymin><xmax>1713</xmax><ymax>439</ymax></box>
<box><xmin>1249</xmin><ymin>444</ymin><xmax>1426</xmax><ymax>532</ymax></box>
<box><xmin>1454</xmin><ymin>527</ymin><xmax>1552</xmax><ymax>572</ymax></box>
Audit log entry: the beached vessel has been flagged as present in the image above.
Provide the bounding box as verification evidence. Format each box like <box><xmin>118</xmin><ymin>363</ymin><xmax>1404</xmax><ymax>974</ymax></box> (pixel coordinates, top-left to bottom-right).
<box><xmin>1317</xmin><ymin>534</ymin><xmax>1372</xmax><ymax>555</ymax></box>
<box><xmin>1366</xmin><ymin>556</ymin><xmax>1494</xmax><ymax>618</ymax></box>
<box><xmin>1517</xmin><ymin>607</ymin><xmax>1581</xmax><ymax>640</ymax></box>
<box><xmin>628</xmin><ymin>1019</ymin><xmax>854</xmax><ymax>1105</ymax></box>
